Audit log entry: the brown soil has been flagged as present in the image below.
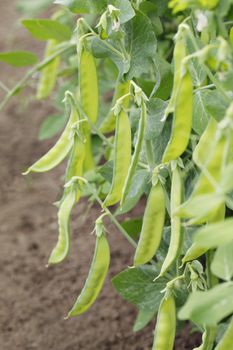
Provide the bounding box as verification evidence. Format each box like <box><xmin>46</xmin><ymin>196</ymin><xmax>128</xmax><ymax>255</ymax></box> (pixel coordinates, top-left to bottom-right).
<box><xmin>0</xmin><ymin>2</ymin><xmax>201</xmax><ymax>349</ymax></box>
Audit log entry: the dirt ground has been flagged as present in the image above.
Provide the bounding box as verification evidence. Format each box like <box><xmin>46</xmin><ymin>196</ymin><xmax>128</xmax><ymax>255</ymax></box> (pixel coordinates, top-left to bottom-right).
<box><xmin>0</xmin><ymin>2</ymin><xmax>201</xmax><ymax>349</ymax></box>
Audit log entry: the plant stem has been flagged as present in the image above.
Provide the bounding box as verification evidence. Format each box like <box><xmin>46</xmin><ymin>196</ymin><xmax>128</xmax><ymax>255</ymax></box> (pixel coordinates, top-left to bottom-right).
<box><xmin>0</xmin><ymin>42</ymin><xmax>75</xmax><ymax>111</ymax></box>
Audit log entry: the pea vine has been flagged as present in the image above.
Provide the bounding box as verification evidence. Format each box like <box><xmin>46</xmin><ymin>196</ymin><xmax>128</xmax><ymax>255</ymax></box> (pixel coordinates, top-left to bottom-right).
<box><xmin>2</xmin><ymin>0</ymin><xmax>233</xmax><ymax>348</ymax></box>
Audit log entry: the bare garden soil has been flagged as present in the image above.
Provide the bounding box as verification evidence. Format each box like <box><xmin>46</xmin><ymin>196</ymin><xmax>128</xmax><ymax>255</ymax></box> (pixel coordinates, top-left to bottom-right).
<box><xmin>0</xmin><ymin>2</ymin><xmax>201</xmax><ymax>349</ymax></box>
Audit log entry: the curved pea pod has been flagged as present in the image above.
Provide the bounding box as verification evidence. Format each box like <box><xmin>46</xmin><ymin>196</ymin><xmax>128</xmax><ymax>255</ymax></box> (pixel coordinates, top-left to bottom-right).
<box><xmin>152</xmin><ymin>293</ymin><xmax>176</xmax><ymax>350</ymax></box>
<box><xmin>194</xmin><ymin>327</ymin><xmax>217</xmax><ymax>350</ymax></box>
<box><xmin>191</xmin><ymin>132</ymin><xmax>230</xmax><ymax>197</ymax></box>
<box><xmin>65</xmin><ymin>134</ymin><xmax>85</xmax><ymax>202</ymax></box>
<box><xmin>162</xmin><ymin>69</ymin><xmax>193</xmax><ymax>163</ymax></box>
<box><xmin>67</xmin><ymin>231</ymin><xmax>110</xmax><ymax>317</ymax></box>
<box><xmin>37</xmin><ymin>40</ymin><xmax>60</xmax><ymax>100</ymax></box>
<box><xmin>48</xmin><ymin>188</ymin><xmax>77</xmax><ymax>264</ymax></box>
<box><xmin>120</xmin><ymin>101</ymin><xmax>146</xmax><ymax>208</ymax></box>
<box><xmin>23</xmin><ymin>106</ymin><xmax>78</xmax><ymax>174</ymax></box>
<box><xmin>134</xmin><ymin>181</ymin><xmax>165</xmax><ymax>266</ymax></box>
<box><xmin>103</xmin><ymin>109</ymin><xmax>131</xmax><ymax>207</ymax></box>
<box><xmin>80</xmin><ymin>49</ymin><xmax>99</xmax><ymax>171</ymax></box>
<box><xmin>100</xmin><ymin>80</ymin><xmax>130</xmax><ymax>134</ymax></box>
<box><xmin>214</xmin><ymin>317</ymin><xmax>233</xmax><ymax>350</ymax></box>
<box><xmin>159</xmin><ymin>166</ymin><xmax>183</xmax><ymax>276</ymax></box>
<box><xmin>193</xmin><ymin>117</ymin><xmax>218</xmax><ymax>168</ymax></box>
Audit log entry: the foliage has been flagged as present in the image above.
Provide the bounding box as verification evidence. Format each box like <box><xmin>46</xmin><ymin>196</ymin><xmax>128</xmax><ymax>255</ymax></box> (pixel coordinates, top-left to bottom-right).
<box><xmin>1</xmin><ymin>0</ymin><xmax>233</xmax><ymax>348</ymax></box>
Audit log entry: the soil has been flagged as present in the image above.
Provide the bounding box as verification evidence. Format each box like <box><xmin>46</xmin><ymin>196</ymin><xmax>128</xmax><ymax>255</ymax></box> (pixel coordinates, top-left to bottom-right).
<box><xmin>0</xmin><ymin>2</ymin><xmax>202</xmax><ymax>349</ymax></box>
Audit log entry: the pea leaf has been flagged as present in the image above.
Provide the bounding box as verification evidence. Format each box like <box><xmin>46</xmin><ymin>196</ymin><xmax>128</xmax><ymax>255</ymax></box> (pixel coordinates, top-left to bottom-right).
<box><xmin>192</xmin><ymin>90</ymin><xmax>211</xmax><ymax>135</ymax></box>
<box><xmin>133</xmin><ymin>308</ymin><xmax>155</xmax><ymax>332</ymax></box>
<box><xmin>22</xmin><ymin>19</ymin><xmax>72</xmax><ymax>41</ymax></box>
<box><xmin>145</xmin><ymin>98</ymin><xmax>168</xmax><ymax>140</ymax></box>
<box><xmin>120</xmin><ymin>217</ymin><xmax>142</xmax><ymax>240</ymax></box>
<box><xmin>116</xmin><ymin>169</ymin><xmax>149</xmax><ymax>215</ymax></box>
<box><xmin>194</xmin><ymin>218</ymin><xmax>233</xmax><ymax>249</ymax></box>
<box><xmin>179</xmin><ymin>282</ymin><xmax>233</xmax><ymax>326</ymax></box>
<box><xmin>220</xmin><ymin>163</ymin><xmax>233</xmax><ymax>193</ymax></box>
<box><xmin>0</xmin><ymin>51</ymin><xmax>38</xmax><ymax>67</ymax></box>
<box><xmin>124</xmin><ymin>11</ymin><xmax>157</xmax><ymax>79</ymax></box>
<box><xmin>112</xmin><ymin>0</ymin><xmax>135</xmax><ymax>24</ymax></box>
<box><xmin>39</xmin><ymin>114</ymin><xmax>67</xmax><ymax>141</ymax></box>
<box><xmin>211</xmin><ymin>241</ymin><xmax>233</xmax><ymax>281</ymax></box>
<box><xmin>112</xmin><ymin>265</ymin><xmax>167</xmax><ymax>311</ymax></box>
<box><xmin>204</xmin><ymin>90</ymin><xmax>229</xmax><ymax>122</ymax></box>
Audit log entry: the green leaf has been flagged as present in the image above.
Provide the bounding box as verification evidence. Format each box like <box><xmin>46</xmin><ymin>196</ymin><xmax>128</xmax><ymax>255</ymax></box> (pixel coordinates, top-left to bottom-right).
<box><xmin>211</xmin><ymin>241</ymin><xmax>233</xmax><ymax>281</ymax></box>
<box><xmin>112</xmin><ymin>0</ymin><xmax>135</xmax><ymax>24</ymax></box>
<box><xmin>116</xmin><ymin>169</ymin><xmax>149</xmax><ymax>215</ymax></box>
<box><xmin>0</xmin><ymin>51</ymin><xmax>38</xmax><ymax>67</ymax></box>
<box><xmin>220</xmin><ymin>162</ymin><xmax>233</xmax><ymax>193</ymax></box>
<box><xmin>22</xmin><ymin>19</ymin><xmax>72</xmax><ymax>41</ymax></box>
<box><xmin>112</xmin><ymin>265</ymin><xmax>167</xmax><ymax>311</ymax></box>
<box><xmin>204</xmin><ymin>90</ymin><xmax>229</xmax><ymax>122</ymax></box>
<box><xmin>124</xmin><ymin>11</ymin><xmax>157</xmax><ymax>79</ymax></box>
<box><xmin>179</xmin><ymin>282</ymin><xmax>233</xmax><ymax>326</ymax></box>
<box><xmin>145</xmin><ymin>98</ymin><xmax>167</xmax><ymax>140</ymax></box>
<box><xmin>98</xmin><ymin>161</ymin><xmax>113</xmax><ymax>184</ymax></box>
<box><xmin>39</xmin><ymin>114</ymin><xmax>67</xmax><ymax>141</ymax></box>
<box><xmin>120</xmin><ymin>218</ymin><xmax>142</xmax><ymax>240</ymax></box>
<box><xmin>192</xmin><ymin>90</ymin><xmax>211</xmax><ymax>135</ymax></box>
<box><xmin>54</xmin><ymin>0</ymin><xmax>107</xmax><ymax>13</ymax></box>
<box><xmin>194</xmin><ymin>218</ymin><xmax>233</xmax><ymax>249</ymax></box>
<box><xmin>133</xmin><ymin>308</ymin><xmax>155</xmax><ymax>332</ymax></box>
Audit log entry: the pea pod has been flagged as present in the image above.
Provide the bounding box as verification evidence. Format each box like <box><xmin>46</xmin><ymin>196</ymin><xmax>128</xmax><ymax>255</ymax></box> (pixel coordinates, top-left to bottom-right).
<box><xmin>165</xmin><ymin>30</ymin><xmax>186</xmax><ymax>117</ymax></box>
<box><xmin>152</xmin><ymin>292</ymin><xmax>176</xmax><ymax>350</ymax></box>
<box><xmin>214</xmin><ymin>317</ymin><xmax>233</xmax><ymax>350</ymax></box>
<box><xmin>194</xmin><ymin>327</ymin><xmax>217</xmax><ymax>350</ymax></box>
<box><xmin>162</xmin><ymin>69</ymin><xmax>193</xmax><ymax>163</ymax></box>
<box><xmin>79</xmin><ymin>48</ymin><xmax>99</xmax><ymax>171</ymax></box>
<box><xmin>120</xmin><ymin>101</ymin><xmax>146</xmax><ymax>208</ymax></box>
<box><xmin>100</xmin><ymin>80</ymin><xmax>130</xmax><ymax>134</ymax></box>
<box><xmin>64</xmin><ymin>133</ymin><xmax>85</xmax><ymax>202</ymax></box>
<box><xmin>104</xmin><ymin>109</ymin><xmax>131</xmax><ymax>207</ymax></box>
<box><xmin>48</xmin><ymin>187</ymin><xmax>77</xmax><ymax>264</ymax></box>
<box><xmin>159</xmin><ymin>165</ymin><xmax>183</xmax><ymax>276</ymax></box>
<box><xmin>23</xmin><ymin>105</ymin><xmax>78</xmax><ymax>174</ymax></box>
<box><xmin>193</xmin><ymin>117</ymin><xmax>218</xmax><ymax>168</ymax></box>
<box><xmin>37</xmin><ymin>40</ymin><xmax>60</xmax><ymax>100</ymax></box>
<box><xmin>134</xmin><ymin>181</ymin><xmax>165</xmax><ymax>266</ymax></box>
<box><xmin>67</xmin><ymin>224</ymin><xmax>110</xmax><ymax>317</ymax></box>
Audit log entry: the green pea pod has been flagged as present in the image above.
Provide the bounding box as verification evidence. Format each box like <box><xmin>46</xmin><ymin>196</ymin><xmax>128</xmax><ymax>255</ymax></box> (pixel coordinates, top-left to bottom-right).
<box><xmin>193</xmin><ymin>117</ymin><xmax>218</xmax><ymax>168</ymax></box>
<box><xmin>23</xmin><ymin>106</ymin><xmax>78</xmax><ymax>174</ymax></box>
<box><xmin>64</xmin><ymin>134</ymin><xmax>85</xmax><ymax>202</ymax></box>
<box><xmin>104</xmin><ymin>109</ymin><xmax>131</xmax><ymax>207</ymax></box>
<box><xmin>67</xmin><ymin>230</ymin><xmax>110</xmax><ymax>317</ymax></box>
<box><xmin>134</xmin><ymin>181</ymin><xmax>165</xmax><ymax>266</ymax></box>
<box><xmin>120</xmin><ymin>101</ymin><xmax>146</xmax><ymax>208</ymax></box>
<box><xmin>100</xmin><ymin>80</ymin><xmax>130</xmax><ymax>134</ymax></box>
<box><xmin>162</xmin><ymin>69</ymin><xmax>193</xmax><ymax>163</ymax></box>
<box><xmin>214</xmin><ymin>317</ymin><xmax>233</xmax><ymax>350</ymax></box>
<box><xmin>152</xmin><ymin>292</ymin><xmax>176</xmax><ymax>350</ymax></box>
<box><xmin>159</xmin><ymin>166</ymin><xmax>183</xmax><ymax>276</ymax></box>
<box><xmin>48</xmin><ymin>187</ymin><xmax>77</xmax><ymax>264</ymax></box>
<box><xmin>80</xmin><ymin>49</ymin><xmax>99</xmax><ymax>171</ymax></box>
<box><xmin>165</xmin><ymin>30</ymin><xmax>186</xmax><ymax>117</ymax></box>
<box><xmin>37</xmin><ymin>40</ymin><xmax>60</xmax><ymax>100</ymax></box>
<box><xmin>194</xmin><ymin>327</ymin><xmax>217</xmax><ymax>350</ymax></box>
<box><xmin>191</xmin><ymin>133</ymin><xmax>229</xmax><ymax>197</ymax></box>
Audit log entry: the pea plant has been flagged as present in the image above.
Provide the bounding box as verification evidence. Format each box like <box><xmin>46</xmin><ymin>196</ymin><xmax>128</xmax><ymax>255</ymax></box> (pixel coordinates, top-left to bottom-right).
<box><xmin>1</xmin><ymin>0</ymin><xmax>233</xmax><ymax>348</ymax></box>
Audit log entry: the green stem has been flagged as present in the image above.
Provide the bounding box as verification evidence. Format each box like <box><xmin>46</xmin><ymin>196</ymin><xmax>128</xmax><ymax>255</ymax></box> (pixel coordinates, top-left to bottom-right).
<box><xmin>0</xmin><ymin>42</ymin><xmax>75</xmax><ymax>111</ymax></box>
